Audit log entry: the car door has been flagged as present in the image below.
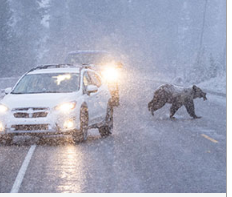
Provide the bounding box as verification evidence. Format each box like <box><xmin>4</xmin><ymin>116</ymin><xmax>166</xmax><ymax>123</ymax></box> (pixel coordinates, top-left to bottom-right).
<box><xmin>82</xmin><ymin>71</ymin><xmax>99</xmax><ymax>125</ymax></box>
<box><xmin>88</xmin><ymin>71</ymin><xmax>109</xmax><ymax>122</ymax></box>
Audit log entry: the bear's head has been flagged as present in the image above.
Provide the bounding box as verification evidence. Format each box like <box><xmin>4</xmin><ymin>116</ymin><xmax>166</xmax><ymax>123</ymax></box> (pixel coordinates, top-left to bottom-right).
<box><xmin>192</xmin><ymin>85</ymin><xmax>207</xmax><ymax>100</ymax></box>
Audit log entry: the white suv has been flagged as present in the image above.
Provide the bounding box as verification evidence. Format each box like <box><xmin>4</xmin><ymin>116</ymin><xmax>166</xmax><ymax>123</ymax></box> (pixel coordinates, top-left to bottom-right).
<box><xmin>0</xmin><ymin>64</ymin><xmax>113</xmax><ymax>144</ymax></box>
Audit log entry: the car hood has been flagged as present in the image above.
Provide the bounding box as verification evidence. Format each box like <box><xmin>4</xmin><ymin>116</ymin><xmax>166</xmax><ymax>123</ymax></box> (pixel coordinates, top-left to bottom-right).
<box><xmin>1</xmin><ymin>92</ymin><xmax>79</xmax><ymax>109</ymax></box>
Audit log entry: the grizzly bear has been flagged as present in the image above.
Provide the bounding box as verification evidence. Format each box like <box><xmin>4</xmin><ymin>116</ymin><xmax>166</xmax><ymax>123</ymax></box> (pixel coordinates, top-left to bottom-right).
<box><xmin>148</xmin><ymin>84</ymin><xmax>207</xmax><ymax>119</ymax></box>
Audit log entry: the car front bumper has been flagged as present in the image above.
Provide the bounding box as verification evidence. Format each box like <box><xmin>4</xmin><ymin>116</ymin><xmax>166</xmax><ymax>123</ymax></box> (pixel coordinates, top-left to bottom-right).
<box><xmin>0</xmin><ymin>111</ymin><xmax>80</xmax><ymax>137</ymax></box>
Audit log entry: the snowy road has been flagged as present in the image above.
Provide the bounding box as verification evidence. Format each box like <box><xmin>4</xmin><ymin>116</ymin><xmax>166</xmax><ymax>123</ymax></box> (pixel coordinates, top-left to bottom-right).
<box><xmin>0</xmin><ymin>71</ymin><xmax>226</xmax><ymax>193</ymax></box>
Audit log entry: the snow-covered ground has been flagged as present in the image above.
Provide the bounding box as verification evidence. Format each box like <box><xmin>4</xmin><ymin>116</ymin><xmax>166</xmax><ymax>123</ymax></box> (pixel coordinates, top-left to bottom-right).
<box><xmin>196</xmin><ymin>75</ymin><xmax>226</xmax><ymax>107</ymax></box>
<box><xmin>198</xmin><ymin>75</ymin><xmax>226</xmax><ymax>95</ymax></box>
<box><xmin>139</xmin><ymin>70</ymin><xmax>226</xmax><ymax>94</ymax></box>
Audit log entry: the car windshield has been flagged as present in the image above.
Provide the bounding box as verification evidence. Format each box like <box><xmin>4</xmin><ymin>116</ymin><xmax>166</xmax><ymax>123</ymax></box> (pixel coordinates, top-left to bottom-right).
<box><xmin>12</xmin><ymin>73</ymin><xmax>80</xmax><ymax>94</ymax></box>
<box><xmin>65</xmin><ymin>52</ymin><xmax>114</xmax><ymax>65</ymax></box>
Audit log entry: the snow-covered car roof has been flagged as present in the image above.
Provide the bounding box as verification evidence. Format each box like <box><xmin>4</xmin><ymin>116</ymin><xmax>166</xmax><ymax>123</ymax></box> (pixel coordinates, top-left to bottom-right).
<box><xmin>28</xmin><ymin>68</ymin><xmax>80</xmax><ymax>75</ymax></box>
<box><xmin>27</xmin><ymin>64</ymin><xmax>86</xmax><ymax>75</ymax></box>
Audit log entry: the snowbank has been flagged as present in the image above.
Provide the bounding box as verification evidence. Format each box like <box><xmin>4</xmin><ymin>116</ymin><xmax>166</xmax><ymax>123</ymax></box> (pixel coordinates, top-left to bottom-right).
<box><xmin>197</xmin><ymin>75</ymin><xmax>226</xmax><ymax>95</ymax></box>
<box><xmin>140</xmin><ymin>70</ymin><xmax>226</xmax><ymax>96</ymax></box>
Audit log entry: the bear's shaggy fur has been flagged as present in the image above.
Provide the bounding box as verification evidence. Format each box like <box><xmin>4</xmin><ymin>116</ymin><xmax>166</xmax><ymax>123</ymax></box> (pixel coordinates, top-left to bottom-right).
<box><xmin>148</xmin><ymin>84</ymin><xmax>207</xmax><ymax>119</ymax></box>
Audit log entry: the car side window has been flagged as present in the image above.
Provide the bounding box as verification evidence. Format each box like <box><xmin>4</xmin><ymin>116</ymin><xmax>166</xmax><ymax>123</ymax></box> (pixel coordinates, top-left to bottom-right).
<box><xmin>88</xmin><ymin>72</ymin><xmax>102</xmax><ymax>87</ymax></box>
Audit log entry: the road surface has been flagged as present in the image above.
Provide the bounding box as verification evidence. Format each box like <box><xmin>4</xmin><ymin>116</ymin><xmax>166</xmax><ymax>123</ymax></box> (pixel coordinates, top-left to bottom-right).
<box><xmin>0</xmin><ymin>70</ymin><xmax>226</xmax><ymax>193</ymax></box>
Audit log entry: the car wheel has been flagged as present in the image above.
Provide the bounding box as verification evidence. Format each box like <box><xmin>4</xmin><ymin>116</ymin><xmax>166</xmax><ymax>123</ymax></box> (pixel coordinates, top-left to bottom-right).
<box><xmin>72</xmin><ymin>107</ymin><xmax>88</xmax><ymax>143</ymax></box>
<box><xmin>109</xmin><ymin>83</ymin><xmax>120</xmax><ymax>107</ymax></box>
<box><xmin>99</xmin><ymin>103</ymin><xmax>113</xmax><ymax>137</ymax></box>
<box><xmin>111</xmin><ymin>86</ymin><xmax>120</xmax><ymax>106</ymax></box>
<box><xmin>112</xmin><ymin>96</ymin><xmax>120</xmax><ymax>107</ymax></box>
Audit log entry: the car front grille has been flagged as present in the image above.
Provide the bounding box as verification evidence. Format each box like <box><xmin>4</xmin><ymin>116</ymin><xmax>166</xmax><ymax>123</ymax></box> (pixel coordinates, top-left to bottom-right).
<box><xmin>13</xmin><ymin>107</ymin><xmax>49</xmax><ymax>118</ymax></box>
<box><xmin>13</xmin><ymin>107</ymin><xmax>48</xmax><ymax>111</ymax></box>
<box><xmin>11</xmin><ymin>124</ymin><xmax>49</xmax><ymax>131</ymax></box>
<box><xmin>32</xmin><ymin>112</ymin><xmax>48</xmax><ymax>118</ymax></box>
<box><xmin>14</xmin><ymin>113</ymin><xmax>29</xmax><ymax>118</ymax></box>
<box><xmin>14</xmin><ymin>112</ymin><xmax>48</xmax><ymax>118</ymax></box>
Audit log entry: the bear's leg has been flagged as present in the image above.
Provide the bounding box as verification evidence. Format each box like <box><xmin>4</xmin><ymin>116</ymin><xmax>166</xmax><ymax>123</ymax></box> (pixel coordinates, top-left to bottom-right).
<box><xmin>151</xmin><ymin>100</ymin><xmax>166</xmax><ymax>116</ymax></box>
<box><xmin>148</xmin><ymin>91</ymin><xmax>160</xmax><ymax>113</ymax></box>
<box><xmin>148</xmin><ymin>101</ymin><xmax>153</xmax><ymax>111</ymax></box>
<box><xmin>170</xmin><ymin>103</ymin><xmax>182</xmax><ymax>119</ymax></box>
<box><xmin>184</xmin><ymin>100</ymin><xmax>201</xmax><ymax>119</ymax></box>
<box><xmin>149</xmin><ymin>89</ymin><xmax>168</xmax><ymax>116</ymax></box>
<box><xmin>148</xmin><ymin>101</ymin><xmax>155</xmax><ymax>116</ymax></box>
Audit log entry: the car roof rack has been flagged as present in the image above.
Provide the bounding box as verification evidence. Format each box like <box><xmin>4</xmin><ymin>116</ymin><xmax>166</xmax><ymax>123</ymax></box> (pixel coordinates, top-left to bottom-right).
<box><xmin>67</xmin><ymin>50</ymin><xmax>109</xmax><ymax>55</ymax></box>
<box><xmin>27</xmin><ymin>64</ymin><xmax>93</xmax><ymax>73</ymax></box>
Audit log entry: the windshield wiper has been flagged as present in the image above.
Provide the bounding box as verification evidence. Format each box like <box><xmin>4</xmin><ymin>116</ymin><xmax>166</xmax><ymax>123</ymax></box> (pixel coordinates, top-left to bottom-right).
<box><xmin>44</xmin><ymin>91</ymin><xmax>61</xmax><ymax>93</ymax></box>
<box><xmin>12</xmin><ymin>91</ymin><xmax>71</xmax><ymax>94</ymax></box>
<box><xmin>11</xmin><ymin>92</ymin><xmax>25</xmax><ymax>94</ymax></box>
<box><xmin>11</xmin><ymin>92</ymin><xmax>59</xmax><ymax>94</ymax></box>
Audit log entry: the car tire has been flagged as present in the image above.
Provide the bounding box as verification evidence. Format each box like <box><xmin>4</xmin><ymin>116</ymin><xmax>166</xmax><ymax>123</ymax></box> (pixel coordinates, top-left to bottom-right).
<box><xmin>99</xmin><ymin>103</ymin><xmax>113</xmax><ymax>137</ymax></box>
<box><xmin>111</xmin><ymin>84</ymin><xmax>120</xmax><ymax>107</ymax></box>
<box><xmin>112</xmin><ymin>96</ymin><xmax>120</xmax><ymax>107</ymax></box>
<box><xmin>72</xmin><ymin>107</ymin><xmax>88</xmax><ymax>143</ymax></box>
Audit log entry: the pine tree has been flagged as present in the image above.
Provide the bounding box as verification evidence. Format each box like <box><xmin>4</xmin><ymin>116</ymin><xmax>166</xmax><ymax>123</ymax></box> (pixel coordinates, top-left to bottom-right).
<box><xmin>0</xmin><ymin>0</ymin><xmax>13</xmax><ymax>76</ymax></box>
<box><xmin>208</xmin><ymin>53</ymin><xmax>217</xmax><ymax>79</ymax></box>
<box><xmin>10</xmin><ymin>0</ymin><xmax>45</xmax><ymax>73</ymax></box>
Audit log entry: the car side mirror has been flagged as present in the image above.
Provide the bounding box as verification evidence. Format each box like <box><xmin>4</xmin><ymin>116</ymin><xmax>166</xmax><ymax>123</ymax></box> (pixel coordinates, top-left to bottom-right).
<box><xmin>86</xmin><ymin>85</ymin><xmax>98</xmax><ymax>95</ymax></box>
<box><xmin>5</xmin><ymin>87</ymin><xmax>12</xmax><ymax>95</ymax></box>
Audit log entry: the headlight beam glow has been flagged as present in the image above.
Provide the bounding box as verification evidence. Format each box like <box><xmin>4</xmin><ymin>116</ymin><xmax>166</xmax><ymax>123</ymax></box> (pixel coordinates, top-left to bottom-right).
<box><xmin>55</xmin><ymin>102</ymin><xmax>76</xmax><ymax>113</ymax></box>
<box><xmin>101</xmin><ymin>67</ymin><xmax>119</xmax><ymax>82</ymax></box>
<box><xmin>0</xmin><ymin>105</ymin><xmax>8</xmax><ymax>113</ymax></box>
<box><xmin>0</xmin><ymin>122</ymin><xmax>4</xmax><ymax>132</ymax></box>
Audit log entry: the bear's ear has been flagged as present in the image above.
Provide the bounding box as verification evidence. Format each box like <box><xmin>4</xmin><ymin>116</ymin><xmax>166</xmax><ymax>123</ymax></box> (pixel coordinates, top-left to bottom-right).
<box><xmin>192</xmin><ymin>85</ymin><xmax>197</xmax><ymax>91</ymax></box>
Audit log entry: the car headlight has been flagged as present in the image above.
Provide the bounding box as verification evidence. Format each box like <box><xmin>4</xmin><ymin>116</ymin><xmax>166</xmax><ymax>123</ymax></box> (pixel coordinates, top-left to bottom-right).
<box><xmin>0</xmin><ymin>104</ymin><xmax>8</xmax><ymax>113</ymax></box>
<box><xmin>0</xmin><ymin>121</ymin><xmax>4</xmax><ymax>132</ymax></box>
<box><xmin>101</xmin><ymin>67</ymin><xmax>119</xmax><ymax>82</ymax></box>
<box><xmin>55</xmin><ymin>101</ymin><xmax>76</xmax><ymax>113</ymax></box>
<box><xmin>63</xmin><ymin>119</ymin><xmax>75</xmax><ymax>129</ymax></box>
